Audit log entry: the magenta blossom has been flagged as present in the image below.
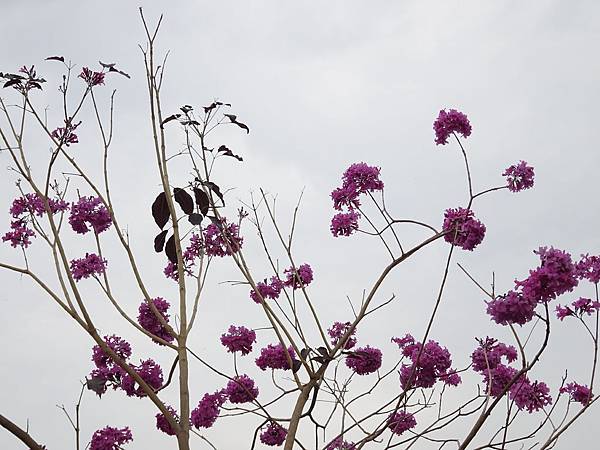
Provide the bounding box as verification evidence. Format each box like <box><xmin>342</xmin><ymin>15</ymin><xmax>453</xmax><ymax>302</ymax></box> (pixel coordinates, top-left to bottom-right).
<box><xmin>503</xmin><ymin>161</ymin><xmax>535</xmax><ymax>192</ymax></box>
<box><xmin>331</xmin><ymin>185</ymin><xmax>361</xmax><ymax>211</ymax></box>
<box><xmin>80</xmin><ymin>67</ymin><xmax>105</xmax><ymax>86</ymax></box>
<box><xmin>69</xmin><ymin>196</ymin><xmax>112</xmax><ymax>234</ymax></box>
<box><xmin>283</xmin><ymin>263</ymin><xmax>313</xmax><ymax>289</ymax></box>
<box><xmin>575</xmin><ymin>253</ymin><xmax>600</xmax><ymax>284</ymax></box>
<box><xmin>330</xmin><ymin>211</ymin><xmax>360</xmax><ymax>237</ymax></box>
<box><xmin>9</xmin><ymin>193</ymin><xmax>68</xmax><ymax>218</ymax></box>
<box><xmin>121</xmin><ymin>359</ymin><xmax>163</xmax><ymax>397</ymax></box>
<box><xmin>203</xmin><ymin>218</ymin><xmax>243</xmax><ymax>257</ymax></box>
<box><xmin>328</xmin><ymin>321</ymin><xmax>357</xmax><ymax>350</ymax></box>
<box><xmin>137</xmin><ymin>297</ymin><xmax>174</xmax><ymax>344</ymax></box>
<box><xmin>92</xmin><ymin>335</ymin><xmax>132</xmax><ymax>369</ymax></box>
<box><xmin>471</xmin><ymin>337</ymin><xmax>518</xmax><ymax>373</ymax></box>
<box><xmin>326</xmin><ymin>437</ymin><xmax>357</xmax><ymax>450</ymax></box>
<box><xmin>341</xmin><ymin>163</ymin><xmax>384</xmax><ymax>194</ymax></box>
<box><xmin>250</xmin><ymin>276</ymin><xmax>284</xmax><ymax>303</ymax></box>
<box><xmin>225</xmin><ymin>374</ymin><xmax>259</xmax><ymax>403</ymax></box>
<box><xmin>345</xmin><ymin>345</ymin><xmax>382</xmax><ymax>375</ymax></box>
<box><xmin>155</xmin><ymin>406</ymin><xmax>178</xmax><ymax>436</ymax></box>
<box><xmin>51</xmin><ymin>120</ymin><xmax>81</xmax><ymax>146</ymax></box>
<box><xmin>220</xmin><ymin>325</ymin><xmax>256</xmax><ymax>355</ymax></box>
<box><xmin>70</xmin><ymin>253</ymin><xmax>107</xmax><ymax>281</ymax></box>
<box><xmin>442</xmin><ymin>207</ymin><xmax>486</xmax><ymax>251</ymax></box>
<box><xmin>260</xmin><ymin>421</ymin><xmax>287</xmax><ymax>446</ymax></box>
<box><xmin>2</xmin><ymin>220</ymin><xmax>35</xmax><ymax>248</ymax></box>
<box><xmin>510</xmin><ymin>378</ymin><xmax>552</xmax><ymax>413</ymax></box>
<box><xmin>433</xmin><ymin>109</ymin><xmax>472</xmax><ymax>145</ymax></box>
<box><xmin>89</xmin><ymin>426</ymin><xmax>132</xmax><ymax>450</ymax></box>
<box><xmin>487</xmin><ymin>290</ymin><xmax>537</xmax><ymax>326</ymax></box>
<box><xmin>256</xmin><ymin>343</ymin><xmax>297</xmax><ymax>371</ymax></box>
<box><xmin>560</xmin><ymin>382</ymin><xmax>593</xmax><ymax>405</ymax></box>
<box><xmin>387</xmin><ymin>411</ymin><xmax>417</xmax><ymax>435</ymax></box>
<box><xmin>191</xmin><ymin>391</ymin><xmax>227</xmax><ymax>428</ymax></box>
<box><xmin>556</xmin><ymin>298</ymin><xmax>600</xmax><ymax>321</ymax></box>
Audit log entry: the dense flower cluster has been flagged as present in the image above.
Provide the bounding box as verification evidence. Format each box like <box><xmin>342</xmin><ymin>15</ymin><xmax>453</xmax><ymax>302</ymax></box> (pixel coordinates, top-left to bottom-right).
<box><xmin>387</xmin><ymin>411</ymin><xmax>417</xmax><ymax>436</ymax></box>
<box><xmin>70</xmin><ymin>253</ymin><xmax>107</xmax><ymax>281</ymax></box>
<box><xmin>155</xmin><ymin>406</ymin><xmax>178</xmax><ymax>436</ymax></box>
<box><xmin>330</xmin><ymin>162</ymin><xmax>384</xmax><ymax>236</ymax></box>
<box><xmin>283</xmin><ymin>263</ymin><xmax>313</xmax><ymax>289</ymax></box>
<box><xmin>556</xmin><ymin>297</ymin><xmax>600</xmax><ymax>321</ymax></box>
<box><xmin>560</xmin><ymin>382</ymin><xmax>593</xmax><ymax>405</ymax></box>
<box><xmin>393</xmin><ymin>334</ymin><xmax>460</xmax><ymax>388</ymax></box>
<box><xmin>330</xmin><ymin>211</ymin><xmax>360</xmax><ymax>237</ymax></box>
<box><xmin>121</xmin><ymin>359</ymin><xmax>164</xmax><ymax>397</ymax></box>
<box><xmin>433</xmin><ymin>109</ymin><xmax>472</xmax><ymax>145</ymax></box>
<box><xmin>575</xmin><ymin>253</ymin><xmax>600</xmax><ymax>284</ymax></box>
<box><xmin>250</xmin><ymin>276</ymin><xmax>284</xmax><ymax>303</ymax></box>
<box><xmin>326</xmin><ymin>437</ymin><xmax>357</xmax><ymax>450</ymax></box>
<box><xmin>51</xmin><ymin>120</ymin><xmax>81</xmax><ymax>146</ymax></box>
<box><xmin>259</xmin><ymin>421</ymin><xmax>288</xmax><ymax>446</ymax></box>
<box><xmin>345</xmin><ymin>345</ymin><xmax>382</xmax><ymax>375</ymax></box>
<box><xmin>92</xmin><ymin>335</ymin><xmax>132</xmax><ymax>369</ymax></box>
<box><xmin>487</xmin><ymin>290</ymin><xmax>537</xmax><ymax>326</ymax></box>
<box><xmin>89</xmin><ymin>426</ymin><xmax>132</xmax><ymax>450</ymax></box>
<box><xmin>328</xmin><ymin>321</ymin><xmax>357</xmax><ymax>350</ymax></box>
<box><xmin>191</xmin><ymin>391</ymin><xmax>227</xmax><ymax>428</ymax></box>
<box><xmin>80</xmin><ymin>67</ymin><xmax>105</xmax><ymax>86</ymax></box>
<box><xmin>2</xmin><ymin>220</ymin><xmax>35</xmax><ymax>248</ymax></box>
<box><xmin>137</xmin><ymin>297</ymin><xmax>174</xmax><ymax>344</ymax></box>
<box><xmin>503</xmin><ymin>161</ymin><xmax>535</xmax><ymax>192</ymax></box>
<box><xmin>203</xmin><ymin>218</ymin><xmax>243</xmax><ymax>257</ymax></box>
<box><xmin>471</xmin><ymin>338</ymin><xmax>551</xmax><ymax>413</ymax></box>
<box><xmin>220</xmin><ymin>325</ymin><xmax>256</xmax><ymax>355</ymax></box>
<box><xmin>69</xmin><ymin>196</ymin><xmax>112</xmax><ymax>234</ymax></box>
<box><xmin>442</xmin><ymin>207</ymin><xmax>486</xmax><ymax>250</ymax></box>
<box><xmin>225</xmin><ymin>374</ymin><xmax>259</xmax><ymax>403</ymax></box>
<box><xmin>256</xmin><ymin>343</ymin><xmax>297</xmax><ymax>371</ymax></box>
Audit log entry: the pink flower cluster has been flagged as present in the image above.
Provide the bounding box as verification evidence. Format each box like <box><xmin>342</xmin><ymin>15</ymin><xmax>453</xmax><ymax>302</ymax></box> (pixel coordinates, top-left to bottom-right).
<box><xmin>220</xmin><ymin>325</ymin><xmax>256</xmax><ymax>355</ymax></box>
<box><xmin>163</xmin><ymin>233</ymin><xmax>204</xmax><ymax>281</ymax></box>
<box><xmin>330</xmin><ymin>162</ymin><xmax>384</xmax><ymax>237</ymax></box>
<box><xmin>89</xmin><ymin>426</ymin><xmax>132</xmax><ymax>450</ymax></box>
<box><xmin>191</xmin><ymin>391</ymin><xmax>227</xmax><ymax>429</ymax></box>
<box><xmin>2</xmin><ymin>220</ymin><xmax>35</xmax><ymax>248</ymax></box>
<box><xmin>556</xmin><ymin>297</ymin><xmax>600</xmax><ymax>321</ymax></box>
<box><xmin>433</xmin><ymin>109</ymin><xmax>472</xmax><ymax>145</ymax></box>
<box><xmin>503</xmin><ymin>161</ymin><xmax>535</xmax><ymax>192</ymax></box>
<box><xmin>442</xmin><ymin>207</ymin><xmax>486</xmax><ymax>251</ymax></box>
<box><xmin>260</xmin><ymin>421</ymin><xmax>288</xmax><ymax>446</ymax></box>
<box><xmin>69</xmin><ymin>196</ymin><xmax>112</xmax><ymax>234</ymax></box>
<box><xmin>393</xmin><ymin>334</ymin><xmax>460</xmax><ymax>389</ymax></box>
<box><xmin>51</xmin><ymin>120</ymin><xmax>80</xmax><ymax>146</ymax></box>
<box><xmin>137</xmin><ymin>297</ymin><xmax>174</xmax><ymax>344</ymax></box>
<box><xmin>70</xmin><ymin>253</ymin><xmax>107</xmax><ymax>281</ymax></box>
<box><xmin>560</xmin><ymin>382</ymin><xmax>593</xmax><ymax>405</ymax></box>
<box><xmin>256</xmin><ymin>343</ymin><xmax>297</xmax><ymax>371</ymax></box>
<box><xmin>80</xmin><ymin>67</ymin><xmax>105</xmax><ymax>86</ymax></box>
<box><xmin>203</xmin><ymin>218</ymin><xmax>243</xmax><ymax>257</ymax></box>
<box><xmin>283</xmin><ymin>263</ymin><xmax>313</xmax><ymax>289</ymax></box>
<box><xmin>387</xmin><ymin>411</ymin><xmax>417</xmax><ymax>436</ymax></box>
<box><xmin>225</xmin><ymin>374</ymin><xmax>259</xmax><ymax>403</ymax></box>
<box><xmin>326</xmin><ymin>437</ymin><xmax>357</xmax><ymax>450</ymax></box>
<box><xmin>250</xmin><ymin>276</ymin><xmax>284</xmax><ymax>303</ymax></box>
<box><xmin>328</xmin><ymin>321</ymin><xmax>357</xmax><ymax>350</ymax></box>
<box><xmin>345</xmin><ymin>345</ymin><xmax>382</xmax><ymax>375</ymax></box>
<box><xmin>575</xmin><ymin>253</ymin><xmax>600</xmax><ymax>284</ymax></box>
<box><xmin>155</xmin><ymin>405</ymin><xmax>179</xmax><ymax>436</ymax></box>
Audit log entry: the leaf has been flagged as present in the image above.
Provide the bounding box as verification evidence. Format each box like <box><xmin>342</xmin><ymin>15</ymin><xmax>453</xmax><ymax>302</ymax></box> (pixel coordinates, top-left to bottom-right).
<box><xmin>181</xmin><ymin>119</ymin><xmax>200</xmax><ymax>126</ymax></box>
<box><xmin>180</xmin><ymin>105</ymin><xmax>193</xmax><ymax>114</ymax></box>
<box><xmin>188</xmin><ymin>213</ymin><xmax>203</xmax><ymax>225</ymax></box>
<box><xmin>317</xmin><ymin>347</ymin><xmax>328</xmax><ymax>357</ymax></box>
<box><xmin>292</xmin><ymin>359</ymin><xmax>302</xmax><ymax>374</ymax></box>
<box><xmin>193</xmin><ymin>188</ymin><xmax>210</xmax><ymax>215</ymax></box>
<box><xmin>154</xmin><ymin>230</ymin><xmax>168</xmax><ymax>252</ymax></box>
<box><xmin>99</xmin><ymin>61</ymin><xmax>131</xmax><ymax>78</ymax></box>
<box><xmin>311</xmin><ymin>356</ymin><xmax>326</xmax><ymax>365</ymax></box>
<box><xmin>3</xmin><ymin>78</ymin><xmax>21</xmax><ymax>88</ymax></box>
<box><xmin>86</xmin><ymin>377</ymin><xmax>106</xmax><ymax>397</ymax></box>
<box><xmin>203</xmin><ymin>181</ymin><xmax>224</xmax><ymax>205</ymax></box>
<box><xmin>224</xmin><ymin>114</ymin><xmax>250</xmax><ymax>133</ymax></box>
<box><xmin>165</xmin><ymin>235</ymin><xmax>177</xmax><ymax>263</ymax></box>
<box><xmin>160</xmin><ymin>114</ymin><xmax>181</xmax><ymax>129</ymax></box>
<box><xmin>151</xmin><ymin>192</ymin><xmax>170</xmax><ymax>229</ymax></box>
<box><xmin>203</xmin><ymin>101</ymin><xmax>231</xmax><ymax>113</ymax></box>
<box><xmin>45</xmin><ymin>56</ymin><xmax>65</xmax><ymax>62</ymax></box>
<box><xmin>173</xmin><ymin>187</ymin><xmax>194</xmax><ymax>214</ymax></box>
<box><xmin>300</xmin><ymin>348</ymin><xmax>310</xmax><ymax>360</ymax></box>
<box><xmin>217</xmin><ymin>145</ymin><xmax>243</xmax><ymax>162</ymax></box>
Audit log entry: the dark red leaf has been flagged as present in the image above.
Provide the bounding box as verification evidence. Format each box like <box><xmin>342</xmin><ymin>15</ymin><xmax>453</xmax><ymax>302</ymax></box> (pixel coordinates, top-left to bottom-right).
<box><xmin>154</xmin><ymin>230</ymin><xmax>168</xmax><ymax>252</ymax></box>
<box><xmin>152</xmin><ymin>192</ymin><xmax>170</xmax><ymax>229</ymax></box>
<box><xmin>188</xmin><ymin>213</ymin><xmax>203</xmax><ymax>225</ymax></box>
<box><xmin>173</xmin><ymin>187</ymin><xmax>194</xmax><ymax>214</ymax></box>
<box><xmin>224</xmin><ymin>114</ymin><xmax>250</xmax><ymax>133</ymax></box>
<box><xmin>165</xmin><ymin>235</ymin><xmax>177</xmax><ymax>263</ymax></box>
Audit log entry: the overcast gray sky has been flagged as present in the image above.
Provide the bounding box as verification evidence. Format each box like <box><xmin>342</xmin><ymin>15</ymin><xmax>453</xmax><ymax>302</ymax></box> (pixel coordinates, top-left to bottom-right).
<box><xmin>1</xmin><ymin>1</ymin><xmax>599</xmax><ymax>449</ymax></box>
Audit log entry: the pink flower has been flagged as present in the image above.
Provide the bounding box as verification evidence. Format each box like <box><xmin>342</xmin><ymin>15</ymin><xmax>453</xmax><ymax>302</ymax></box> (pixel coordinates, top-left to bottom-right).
<box><xmin>220</xmin><ymin>325</ymin><xmax>256</xmax><ymax>355</ymax></box>
<box><xmin>80</xmin><ymin>67</ymin><xmax>105</xmax><ymax>87</ymax></box>
<box><xmin>69</xmin><ymin>196</ymin><xmax>112</xmax><ymax>234</ymax></box>
<box><xmin>503</xmin><ymin>161</ymin><xmax>535</xmax><ymax>192</ymax></box>
<box><xmin>387</xmin><ymin>411</ymin><xmax>416</xmax><ymax>435</ymax></box>
<box><xmin>225</xmin><ymin>374</ymin><xmax>259</xmax><ymax>404</ymax></box>
<box><xmin>283</xmin><ymin>263</ymin><xmax>313</xmax><ymax>289</ymax></box>
<box><xmin>137</xmin><ymin>297</ymin><xmax>174</xmax><ymax>344</ymax></box>
<box><xmin>191</xmin><ymin>391</ymin><xmax>227</xmax><ymax>428</ymax></box>
<box><xmin>260</xmin><ymin>421</ymin><xmax>287</xmax><ymax>446</ymax></box>
<box><xmin>330</xmin><ymin>211</ymin><xmax>360</xmax><ymax>237</ymax></box>
<box><xmin>560</xmin><ymin>382</ymin><xmax>593</xmax><ymax>405</ymax></box>
<box><xmin>203</xmin><ymin>218</ymin><xmax>243</xmax><ymax>257</ymax></box>
<box><xmin>433</xmin><ymin>109</ymin><xmax>472</xmax><ymax>145</ymax></box>
<box><xmin>89</xmin><ymin>426</ymin><xmax>132</xmax><ymax>450</ymax></box>
<box><xmin>345</xmin><ymin>346</ymin><xmax>382</xmax><ymax>375</ymax></box>
<box><xmin>442</xmin><ymin>207</ymin><xmax>486</xmax><ymax>251</ymax></box>
<box><xmin>70</xmin><ymin>253</ymin><xmax>107</xmax><ymax>281</ymax></box>
<box><xmin>256</xmin><ymin>343</ymin><xmax>297</xmax><ymax>371</ymax></box>
<box><xmin>328</xmin><ymin>321</ymin><xmax>357</xmax><ymax>350</ymax></box>
<box><xmin>155</xmin><ymin>406</ymin><xmax>178</xmax><ymax>436</ymax></box>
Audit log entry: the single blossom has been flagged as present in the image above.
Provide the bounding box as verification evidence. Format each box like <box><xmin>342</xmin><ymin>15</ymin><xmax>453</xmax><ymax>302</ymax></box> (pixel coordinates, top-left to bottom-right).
<box><xmin>283</xmin><ymin>263</ymin><xmax>314</xmax><ymax>289</ymax></box>
<box><xmin>560</xmin><ymin>382</ymin><xmax>593</xmax><ymax>405</ymax></box>
<box><xmin>89</xmin><ymin>426</ymin><xmax>132</xmax><ymax>450</ymax></box>
<box><xmin>328</xmin><ymin>321</ymin><xmax>357</xmax><ymax>350</ymax></box>
<box><xmin>220</xmin><ymin>325</ymin><xmax>256</xmax><ymax>355</ymax></box>
<box><xmin>69</xmin><ymin>196</ymin><xmax>112</xmax><ymax>234</ymax></box>
<box><xmin>259</xmin><ymin>421</ymin><xmax>288</xmax><ymax>446</ymax></box>
<box><xmin>155</xmin><ymin>406</ymin><xmax>178</xmax><ymax>436</ymax></box>
<box><xmin>387</xmin><ymin>411</ymin><xmax>417</xmax><ymax>436</ymax></box>
<box><xmin>70</xmin><ymin>253</ymin><xmax>107</xmax><ymax>281</ymax></box>
<box><xmin>433</xmin><ymin>109</ymin><xmax>472</xmax><ymax>145</ymax></box>
<box><xmin>442</xmin><ymin>207</ymin><xmax>486</xmax><ymax>251</ymax></box>
<box><xmin>330</xmin><ymin>211</ymin><xmax>360</xmax><ymax>237</ymax></box>
<box><xmin>256</xmin><ymin>343</ymin><xmax>297</xmax><ymax>371</ymax></box>
<box><xmin>137</xmin><ymin>297</ymin><xmax>174</xmax><ymax>344</ymax></box>
<box><xmin>203</xmin><ymin>219</ymin><xmax>243</xmax><ymax>257</ymax></box>
<box><xmin>80</xmin><ymin>67</ymin><xmax>105</xmax><ymax>86</ymax></box>
<box><xmin>225</xmin><ymin>374</ymin><xmax>259</xmax><ymax>404</ymax></box>
<box><xmin>345</xmin><ymin>346</ymin><xmax>382</xmax><ymax>375</ymax></box>
<box><xmin>503</xmin><ymin>161</ymin><xmax>535</xmax><ymax>192</ymax></box>
<box><xmin>191</xmin><ymin>391</ymin><xmax>227</xmax><ymax>428</ymax></box>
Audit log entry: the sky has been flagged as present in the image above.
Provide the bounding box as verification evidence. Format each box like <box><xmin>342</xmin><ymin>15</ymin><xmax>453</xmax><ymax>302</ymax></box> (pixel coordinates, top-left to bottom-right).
<box><xmin>1</xmin><ymin>0</ymin><xmax>599</xmax><ymax>449</ymax></box>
